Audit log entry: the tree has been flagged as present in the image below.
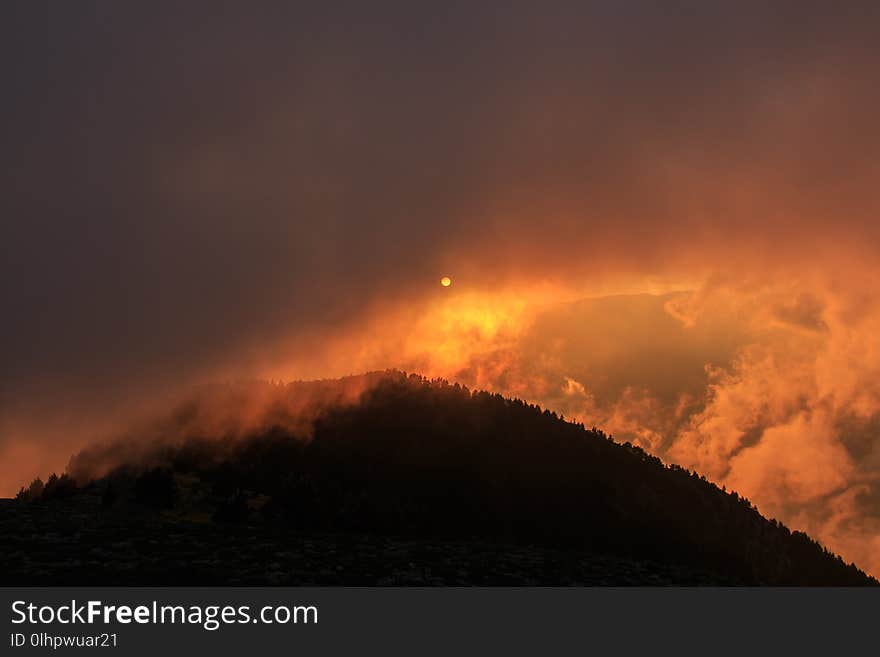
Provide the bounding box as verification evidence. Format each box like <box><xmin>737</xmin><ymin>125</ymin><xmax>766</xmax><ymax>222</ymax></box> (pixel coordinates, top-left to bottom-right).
<box><xmin>133</xmin><ymin>468</ymin><xmax>177</xmax><ymax>509</ymax></box>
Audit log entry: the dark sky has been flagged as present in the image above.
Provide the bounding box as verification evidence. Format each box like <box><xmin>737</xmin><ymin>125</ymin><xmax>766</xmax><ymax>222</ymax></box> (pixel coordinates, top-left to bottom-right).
<box><xmin>3</xmin><ymin>1</ymin><xmax>878</xmax><ymax>408</ymax></box>
<box><xmin>3</xmin><ymin>4</ymin><xmax>880</xmax><ymax>571</ymax></box>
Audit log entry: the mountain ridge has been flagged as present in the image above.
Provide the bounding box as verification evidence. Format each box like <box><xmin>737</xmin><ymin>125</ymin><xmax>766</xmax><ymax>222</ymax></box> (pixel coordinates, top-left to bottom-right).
<box><xmin>6</xmin><ymin>370</ymin><xmax>876</xmax><ymax>586</ymax></box>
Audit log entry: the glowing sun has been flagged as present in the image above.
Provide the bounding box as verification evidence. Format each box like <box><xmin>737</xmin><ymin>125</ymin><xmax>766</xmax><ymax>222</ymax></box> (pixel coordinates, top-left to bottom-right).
<box><xmin>440</xmin><ymin>276</ymin><xmax>452</xmax><ymax>287</ymax></box>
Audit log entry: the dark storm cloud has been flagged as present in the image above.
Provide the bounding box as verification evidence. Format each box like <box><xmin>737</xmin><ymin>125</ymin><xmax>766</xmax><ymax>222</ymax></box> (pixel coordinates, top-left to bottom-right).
<box><xmin>1</xmin><ymin>1</ymin><xmax>879</xmax><ymax>466</ymax></box>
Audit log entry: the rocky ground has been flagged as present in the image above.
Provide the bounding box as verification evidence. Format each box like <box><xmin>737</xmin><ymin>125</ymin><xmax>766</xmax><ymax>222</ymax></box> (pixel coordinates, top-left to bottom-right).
<box><xmin>0</xmin><ymin>497</ymin><xmax>740</xmax><ymax>585</ymax></box>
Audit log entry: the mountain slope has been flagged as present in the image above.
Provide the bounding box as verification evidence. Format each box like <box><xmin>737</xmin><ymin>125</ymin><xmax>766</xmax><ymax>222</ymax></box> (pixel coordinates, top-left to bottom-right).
<box><xmin>5</xmin><ymin>372</ymin><xmax>875</xmax><ymax>585</ymax></box>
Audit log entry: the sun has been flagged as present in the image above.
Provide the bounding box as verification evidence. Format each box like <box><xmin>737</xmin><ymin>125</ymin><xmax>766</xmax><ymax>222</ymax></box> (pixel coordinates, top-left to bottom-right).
<box><xmin>440</xmin><ymin>276</ymin><xmax>452</xmax><ymax>287</ymax></box>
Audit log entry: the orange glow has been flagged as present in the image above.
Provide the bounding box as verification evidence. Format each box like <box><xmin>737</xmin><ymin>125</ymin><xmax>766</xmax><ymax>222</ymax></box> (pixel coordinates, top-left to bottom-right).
<box><xmin>6</xmin><ymin>271</ymin><xmax>880</xmax><ymax>577</ymax></box>
<box><xmin>244</xmin><ymin>270</ymin><xmax>880</xmax><ymax>577</ymax></box>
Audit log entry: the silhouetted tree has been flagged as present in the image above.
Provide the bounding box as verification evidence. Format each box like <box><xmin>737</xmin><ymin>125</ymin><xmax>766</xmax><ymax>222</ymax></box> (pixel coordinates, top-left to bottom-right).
<box><xmin>15</xmin><ymin>477</ymin><xmax>45</xmax><ymax>501</ymax></box>
<box><xmin>133</xmin><ymin>468</ymin><xmax>176</xmax><ymax>509</ymax></box>
<box><xmin>41</xmin><ymin>473</ymin><xmax>77</xmax><ymax>500</ymax></box>
<box><xmin>212</xmin><ymin>492</ymin><xmax>250</xmax><ymax>523</ymax></box>
<box><xmin>102</xmin><ymin>482</ymin><xmax>119</xmax><ymax>508</ymax></box>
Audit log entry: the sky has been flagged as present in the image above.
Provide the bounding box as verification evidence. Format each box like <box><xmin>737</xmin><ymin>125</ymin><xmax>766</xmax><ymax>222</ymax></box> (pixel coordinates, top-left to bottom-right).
<box><xmin>2</xmin><ymin>2</ymin><xmax>880</xmax><ymax>573</ymax></box>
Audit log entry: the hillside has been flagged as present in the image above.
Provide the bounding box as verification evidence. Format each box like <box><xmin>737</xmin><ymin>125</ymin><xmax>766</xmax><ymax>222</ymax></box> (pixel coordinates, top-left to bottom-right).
<box><xmin>4</xmin><ymin>372</ymin><xmax>875</xmax><ymax>585</ymax></box>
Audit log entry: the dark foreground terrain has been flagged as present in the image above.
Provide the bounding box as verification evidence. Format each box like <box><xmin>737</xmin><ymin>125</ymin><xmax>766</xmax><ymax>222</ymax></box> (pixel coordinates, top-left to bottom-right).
<box><xmin>4</xmin><ymin>372</ymin><xmax>876</xmax><ymax>586</ymax></box>
<box><xmin>0</xmin><ymin>497</ymin><xmax>740</xmax><ymax>586</ymax></box>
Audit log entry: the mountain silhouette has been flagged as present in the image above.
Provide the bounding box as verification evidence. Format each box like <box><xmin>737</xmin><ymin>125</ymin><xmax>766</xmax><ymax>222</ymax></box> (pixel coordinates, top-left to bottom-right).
<box><xmin>3</xmin><ymin>371</ymin><xmax>875</xmax><ymax>585</ymax></box>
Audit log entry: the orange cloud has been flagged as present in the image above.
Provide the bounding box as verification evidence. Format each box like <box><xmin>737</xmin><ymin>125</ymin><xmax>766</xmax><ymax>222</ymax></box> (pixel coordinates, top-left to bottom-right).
<box><xmin>255</xmin><ymin>270</ymin><xmax>880</xmax><ymax>575</ymax></box>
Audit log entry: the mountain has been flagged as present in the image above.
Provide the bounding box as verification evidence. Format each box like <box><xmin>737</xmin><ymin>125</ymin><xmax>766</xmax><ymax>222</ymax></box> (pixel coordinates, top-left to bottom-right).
<box><xmin>3</xmin><ymin>371</ymin><xmax>875</xmax><ymax>585</ymax></box>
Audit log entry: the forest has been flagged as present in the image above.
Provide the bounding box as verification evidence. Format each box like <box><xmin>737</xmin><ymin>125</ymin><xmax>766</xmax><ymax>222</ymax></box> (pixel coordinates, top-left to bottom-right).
<box><xmin>10</xmin><ymin>371</ymin><xmax>876</xmax><ymax>586</ymax></box>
